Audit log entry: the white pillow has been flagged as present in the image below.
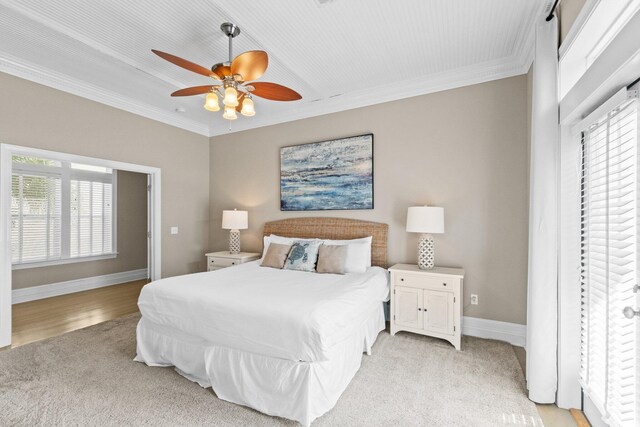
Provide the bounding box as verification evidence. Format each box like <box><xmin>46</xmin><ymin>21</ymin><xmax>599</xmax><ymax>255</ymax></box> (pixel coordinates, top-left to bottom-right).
<box><xmin>260</xmin><ymin>235</ymin><xmax>271</xmax><ymax>260</ymax></box>
<box><xmin>322</xmin><ymin>236</ymin><xmax>373</xmax><ymax>268</ymax></box>
<box><xmin>261</xmin><ymin>234</ymin><xmax>372</xmax><ymax>272</ymax></box>
<box><xmin>341</xmin><ymin>242</ymin><xmax>370</xmax><ymax>273</ymax></box>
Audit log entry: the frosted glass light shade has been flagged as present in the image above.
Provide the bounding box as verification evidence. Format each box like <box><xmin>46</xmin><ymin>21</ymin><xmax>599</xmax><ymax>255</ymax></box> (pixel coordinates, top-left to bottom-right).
<box><xmin>223</xmin><ymin>106</ymin><xmax>238</xmax><ymax>120</ymax></box>
<box><xmin>204</xmin><ymin>92</ymin><xmax>220</xmax><ymax>111</ymax></box>
<box><xmin>406</xmin><ymin>206</ymin><xmax>444</xmax><ymax>233</ymax></box>
<box><xmin>222</xmin><ymin>209</ymin><xmax>248</xmax><ymax>230</ymax></box>
<box><xmin>223</xmin><ymin>86</ymin><xmax>239</xmax><ymax>107</ymax></box>
<box><xmin>241</xmin><ymin>97</ymin><xmax>255</xmax><ymax>116</ymax></box>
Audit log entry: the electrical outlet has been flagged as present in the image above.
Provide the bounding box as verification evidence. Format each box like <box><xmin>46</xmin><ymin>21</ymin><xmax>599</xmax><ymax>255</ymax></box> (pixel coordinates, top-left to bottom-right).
<box><xmin>470</xmin><ymin>294</ymin><xmax>479</xmax><ymax>305</ymax></box>
<box><xmin>170</xmin><ymin>226</ymin><xmax>178</xmax><ymax>235</ymax></box>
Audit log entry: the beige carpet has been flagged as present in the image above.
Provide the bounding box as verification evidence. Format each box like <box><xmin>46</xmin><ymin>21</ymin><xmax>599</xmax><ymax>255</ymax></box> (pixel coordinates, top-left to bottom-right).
<box><xmin>0</xmin><ymin>313</ymin><xmax>542</xmax><ymax>426</ymax></box>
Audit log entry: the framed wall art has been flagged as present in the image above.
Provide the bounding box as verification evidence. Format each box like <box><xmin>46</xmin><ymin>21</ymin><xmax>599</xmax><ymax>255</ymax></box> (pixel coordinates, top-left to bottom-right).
<box><xmin>280</xmin><ymin>134</ymin><xmax>373</xmax><ymax>211</ymax></box>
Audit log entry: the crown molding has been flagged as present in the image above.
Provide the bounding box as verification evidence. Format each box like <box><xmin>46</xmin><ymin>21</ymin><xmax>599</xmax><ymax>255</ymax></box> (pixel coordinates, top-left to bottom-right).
<box><xmin>0</xmin><ymin>1</ymin><xmax>545</xmax><ymax>139</ymax></box>
<box><xmin>2</xmin><ymin>1</ymin><xmax>189</xmax><ymax>91</ymax></box>
<box><xmin>515</xmin><ymin>20</ymin><xmax>535</xmax><ymax>74</ymax></box>
<box><xmin>514</xmin><ymin>0</ymin><xmax>554</xmax><ymax>75</ymax></box>
<box><xmin>212</xmin><ymin>2</ymin><xmax>546</xmax><ymax>136</ymax></box>
<box><xmin>0</xmin><ymin>53</ymin><xmax>210</xmax><ymax>136</ymax></box>
<box><xmin>209</xmin><ymin>55</ymin><xmax>531</xmax><ymax>137</ymax></box>
<box><xmin>1</xmin><ymin>49</ymin><xmax>533</xmax><ymax>139</ymax></box>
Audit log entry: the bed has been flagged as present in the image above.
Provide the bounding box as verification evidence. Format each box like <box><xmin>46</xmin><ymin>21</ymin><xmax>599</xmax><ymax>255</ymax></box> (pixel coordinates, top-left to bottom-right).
<box><xmin>135</xmin><ymin>217</ymin><xmax>389</xmax><ymax>426</ymax></box>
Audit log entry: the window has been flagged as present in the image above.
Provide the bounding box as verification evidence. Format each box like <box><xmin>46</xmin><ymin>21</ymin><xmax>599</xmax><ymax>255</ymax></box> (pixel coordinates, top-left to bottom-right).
<box><xmin>11</xmin><ymin>173</ymin><xmax>62</xmax><ymax>263</ymax></box>
<box><xmin>11</xmin><ymin>155</ymin><xmax>116</xmax><ymax>267</ymax></box>
<box><xmin>559</xmin><ymin>0</ymin><xmax>640</xmax><ymax>99</ymax></box>
<box><xmin>580</xmin><ymin>94</ymin><xmax>638</xmax><ymax>426</ymax></box>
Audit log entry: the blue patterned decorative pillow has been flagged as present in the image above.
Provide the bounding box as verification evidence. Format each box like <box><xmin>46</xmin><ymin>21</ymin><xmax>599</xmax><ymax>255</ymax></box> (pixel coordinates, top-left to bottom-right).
<box><xmin>284</xmin><ymin>240</ymin><xmax>321</xmax><ymax>272</ymax></box>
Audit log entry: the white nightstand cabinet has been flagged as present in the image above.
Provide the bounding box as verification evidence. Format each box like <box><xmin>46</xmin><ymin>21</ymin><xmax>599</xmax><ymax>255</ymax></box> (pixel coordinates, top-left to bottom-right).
<box><xmin>205</xmin><ymin>251</ymin><xmax>261</xmax><ymax>272</ymax></box>
<box><xmin>389</xmin><ymin>264</ymin><xmax>464</xmax><ymax>350</ymax></box>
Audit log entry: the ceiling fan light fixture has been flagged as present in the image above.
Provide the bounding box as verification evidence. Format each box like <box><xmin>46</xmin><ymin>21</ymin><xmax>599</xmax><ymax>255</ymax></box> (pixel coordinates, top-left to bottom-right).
<box><xmin>223</xmin><ymin>85</ymin><xmax>239</xmax><ymax>107</ymax></box>
<box><xmin>241</xmin><ymin>97</ymin><xmax>255</xmax><ymax>116</ymax></box>
<box><xmin>153</xmin><ymin>21</ymin><xmax>301</xmax><ymax>124</ymax></box>
<box><xmin>223</xmin><ymin>105</ymin><xmax>238</xmax><ymax>120</ymax></box>
<box><xmin>204</xmin><ymin>92</ymin><xmax>220</xmax><ymax>112</ymax></box>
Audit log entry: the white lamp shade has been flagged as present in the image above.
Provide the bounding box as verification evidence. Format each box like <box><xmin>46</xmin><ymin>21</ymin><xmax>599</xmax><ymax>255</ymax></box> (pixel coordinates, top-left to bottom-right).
<box><xmin>222</xmin><ymin>209</ymin><xmax>248</xmax><ymax>230</ymax></box>
<box><xmin>406</xmin><ymin>206</ymin><xmax>445</xmax><ymax>233</ymax></box>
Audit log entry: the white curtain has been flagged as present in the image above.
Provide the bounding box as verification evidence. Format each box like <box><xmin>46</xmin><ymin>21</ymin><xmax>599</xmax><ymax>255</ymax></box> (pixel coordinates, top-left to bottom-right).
<box><xmin>526</xmin><ymin>16</ymin><xmax>559</xmax><ymax>404</ymax></box>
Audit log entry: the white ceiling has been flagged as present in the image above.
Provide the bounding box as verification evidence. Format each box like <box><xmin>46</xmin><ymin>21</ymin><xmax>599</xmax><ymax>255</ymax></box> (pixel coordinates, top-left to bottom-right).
<box><xmin>0</xmin><ymin>0</ymin><xmax>552</xmax><ymax>137</ymax></box>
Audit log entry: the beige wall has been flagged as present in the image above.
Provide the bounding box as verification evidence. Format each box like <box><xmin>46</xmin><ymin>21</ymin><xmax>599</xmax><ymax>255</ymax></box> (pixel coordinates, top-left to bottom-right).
<box><xmin>559</xmin><ymin>0</ymin><xmax>586</xmax><ymax>43</ymax></box>
<box><xmin>527</xmin><ymin>64</ymin><xmax>533</xmax><ymax>200</ymax></box>
<box><xmin>12</xmin><ymin>170</ymin><xmax>148</xmax><ymax>289</ymax></box>
<box><xmin>0</xmin><ymin>72</ymin><xmax>210</xmax><ymax>284</ymax></box>
<box><xmin>210</xmin><ymin>75</ymin><xmax>530</xmax><ymax>325</ymax></box>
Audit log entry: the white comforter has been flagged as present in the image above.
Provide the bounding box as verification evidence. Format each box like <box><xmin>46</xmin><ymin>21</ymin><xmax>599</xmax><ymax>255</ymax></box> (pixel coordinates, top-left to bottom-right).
<box><xmin>137</xmin><ymin>261</ymin><xmax>389</xmax><ymax>362</ymax></box>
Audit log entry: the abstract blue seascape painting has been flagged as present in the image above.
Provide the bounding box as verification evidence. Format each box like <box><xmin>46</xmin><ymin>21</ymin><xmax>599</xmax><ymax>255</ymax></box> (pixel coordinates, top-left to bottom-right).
<box><xmin>280</xmin><ymin>134</ymin><xmax>373</xmax><ymax>211</ymax></box>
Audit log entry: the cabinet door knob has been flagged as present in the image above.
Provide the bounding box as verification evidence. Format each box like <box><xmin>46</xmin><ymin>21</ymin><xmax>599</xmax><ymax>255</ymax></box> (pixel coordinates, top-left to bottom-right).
<box><xmin>442</xmin><ymin>283</ymin><xmax>447</xmax><ymax>286</ymax></box>
<box><xmin>400</xmin><ymin>278</ymin><xmax>404</xmax><ymax>281</ymax></box>
<box><xmin>418</xmin><ymin>308</ymin><xmax>422</xmax><ymax>311</ymax></box>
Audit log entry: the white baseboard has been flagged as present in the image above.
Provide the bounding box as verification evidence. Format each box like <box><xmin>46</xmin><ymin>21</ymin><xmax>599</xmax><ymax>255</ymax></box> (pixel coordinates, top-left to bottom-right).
<box><xmin>463</xmin><ymin>316</ymin><xmax>526</xmax><ymax>347</ymax></box>
<box><xmin>12</xmin><ymin>268</ymin><xmax>148</xmax><ymax>304</ymax></box>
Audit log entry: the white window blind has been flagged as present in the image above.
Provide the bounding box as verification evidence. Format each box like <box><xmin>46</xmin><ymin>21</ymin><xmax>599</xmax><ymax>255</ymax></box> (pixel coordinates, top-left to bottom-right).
<box><xmin>70</xmin><ymin>179</ymin><xmax>113</xmax><ymax>257</ymax></box>
<box><xmin>580</xmin><ymin>95</ymin><xmax>639</xmax><ymax>427</ymax></box>
<box><xmin>11</xmin><ymin>155</ymin><xmax>116</xmax><ymax>267</ymax></box>
<box><xmin>11</xmin><ymin>173</ymin><xmax>62</xmax><ymax>263</ymax></box>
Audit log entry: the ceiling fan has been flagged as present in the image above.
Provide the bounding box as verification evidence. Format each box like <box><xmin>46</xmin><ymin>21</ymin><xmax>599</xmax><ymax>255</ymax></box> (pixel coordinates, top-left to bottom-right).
<box><xmin>152</xmin><ymin>22</ymin><xmax>301</xmax><ymax>120</ymax></box>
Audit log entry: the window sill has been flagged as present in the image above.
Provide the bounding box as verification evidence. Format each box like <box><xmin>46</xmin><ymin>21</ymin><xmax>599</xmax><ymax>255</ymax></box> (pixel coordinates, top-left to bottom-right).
<box><xmin>12</xmin><ymin>253</ymin><xmax>118</xmax><ymax>270</ymax></box>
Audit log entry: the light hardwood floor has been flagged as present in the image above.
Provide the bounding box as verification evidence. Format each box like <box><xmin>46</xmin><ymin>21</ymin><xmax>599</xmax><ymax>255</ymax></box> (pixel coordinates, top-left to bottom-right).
<box><xmin>11</xmin><ymin>282</ymin><xmax>582</xmax><ymax>426</ymax></box>
<box><xmin>11</xmin><ymin>280</ymin><xmax>147</xmax><ymax>348</ymax></box>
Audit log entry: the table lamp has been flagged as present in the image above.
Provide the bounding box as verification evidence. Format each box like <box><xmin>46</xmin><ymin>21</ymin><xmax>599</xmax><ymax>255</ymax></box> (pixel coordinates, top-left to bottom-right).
<box><xmin>222</xmin><ymin>209</ymin><xmax>248</xmax><ymax>254</ymax></box>
<box><xmin>406</xmin><ymin>206</ymin><xmax>445</xmax><ymax>269</ymax></box>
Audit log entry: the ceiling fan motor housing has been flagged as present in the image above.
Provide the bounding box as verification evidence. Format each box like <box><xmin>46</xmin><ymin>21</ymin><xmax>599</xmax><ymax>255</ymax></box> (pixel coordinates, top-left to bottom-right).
<box><xmin>220</xmin><ymin>22</ymin><xmax>240</xmax><ymax>38</ymax></box>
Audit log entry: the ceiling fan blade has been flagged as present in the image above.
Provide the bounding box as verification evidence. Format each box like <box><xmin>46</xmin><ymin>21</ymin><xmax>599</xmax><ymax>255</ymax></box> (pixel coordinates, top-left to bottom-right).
<box><xmin>152</xmin><ymin>49</ymin><xmax>218</xmax><ymax>79</ymax></box>
<box><xmin>231</xmin><ymin>50</ymin><xmax>268</xmax><ymax>82</ymax></box>
<box><xmin>171</xmin><ymin>85</ymin><xmax>218</xmax><ymax>97</ymax></box>
<box><xmin>248</xmin><ymin>82</ymin><xmax>301</xmax><ymax>101</ymax></box>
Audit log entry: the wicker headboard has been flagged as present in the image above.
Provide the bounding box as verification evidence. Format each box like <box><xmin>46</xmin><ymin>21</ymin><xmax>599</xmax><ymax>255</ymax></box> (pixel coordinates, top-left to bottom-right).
<box><xmin>263</xmin><ymin>217</ymin><xmax>389</xmax><ymax>268</ymax></box>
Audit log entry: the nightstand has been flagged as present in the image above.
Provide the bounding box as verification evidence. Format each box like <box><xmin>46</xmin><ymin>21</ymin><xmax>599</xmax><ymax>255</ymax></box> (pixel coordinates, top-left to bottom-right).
<box><xmin>388</xmin><ymin>264</ymin><xmax>465</xmax><ymax>350</ymax></box>
<box><xmin>205</xmin><ymin>251</ymin><xmax>260</xmax><ymax>271</ymax></box>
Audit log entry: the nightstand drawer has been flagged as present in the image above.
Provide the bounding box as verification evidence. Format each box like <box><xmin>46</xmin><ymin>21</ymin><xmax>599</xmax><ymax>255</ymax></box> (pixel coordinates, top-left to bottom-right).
<box><xmin>208</xmin><ymin>257</ymin><xmax>238</xmax><ymax>268</ymax></box>
<box><xmin>395</xmin><ymin>273</ymin><xmax>454</xmax><ymax>291</ymax></box>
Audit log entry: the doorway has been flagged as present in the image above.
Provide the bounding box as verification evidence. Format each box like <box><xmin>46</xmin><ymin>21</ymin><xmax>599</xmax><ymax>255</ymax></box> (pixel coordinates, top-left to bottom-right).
<box><xmin>0</xmin><ymin>143</ymin><xmax>161</xmax><ymax>347</ymax></box>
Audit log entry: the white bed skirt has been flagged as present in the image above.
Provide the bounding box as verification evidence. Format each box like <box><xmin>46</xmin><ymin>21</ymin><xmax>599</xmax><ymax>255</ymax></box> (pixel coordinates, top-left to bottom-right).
<box><xmin>134</xmin><ymin>303</ymin><xmax>385</xmax><ymax>426</ymax></box>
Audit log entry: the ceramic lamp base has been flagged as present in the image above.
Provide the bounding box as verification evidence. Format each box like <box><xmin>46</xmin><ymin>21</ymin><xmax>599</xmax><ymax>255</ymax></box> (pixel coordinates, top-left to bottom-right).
<box><xmin>418</xmin><ymin>233</ymin><xmax>434</xmax><ymax>269</ymax></box>
<box><xmin>229</xmin><ymin>229</ymin><xmax>240</xmax><ymax>254</ymax></box>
